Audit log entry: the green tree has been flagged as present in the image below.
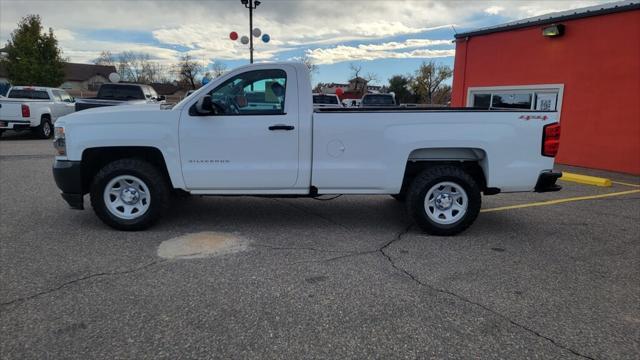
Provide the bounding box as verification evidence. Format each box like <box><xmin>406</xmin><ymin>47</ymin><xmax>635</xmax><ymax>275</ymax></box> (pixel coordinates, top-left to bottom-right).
<box><xmin>388</xmin><ymin>75</ymin><xmax>413</xmax><ymax>104</ymax></box>
<box><xmin>411</xmin><ymin>61</ymin><xmax>452</xmax><ymax>105</ymax></box>
<box><xmin>1</xmin><ymin>15</ymin><xmax>65</xmax><ymax>87</ymax></box>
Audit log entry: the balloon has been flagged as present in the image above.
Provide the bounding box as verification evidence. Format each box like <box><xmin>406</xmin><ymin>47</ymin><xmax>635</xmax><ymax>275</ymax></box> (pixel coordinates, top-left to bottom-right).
<box><xmin>261</xmin><ymin>34</ymin><xmax>270</xmax><ymax>43</ymax></box>
<box><xmin>252</xmin><ymin>28</ymin><xmax>261</xmax><ymax>37</ymax></box>
<box><xmin>108</xmin><ymin>72</ymin><xmax>120</xmax><ymax>83</ymax></box>
<box><xmin>335</xmin><ymin>88</ymin><xmax>344</xmax><ymax>97</ymax></box>
<box><xmin>240</xmin><ymin>35</ymin><xmax>249</xmax><ymax>45</ymax></box>
<box><xmin>229</xmin><ymin>31</ymin><xmax>238</xmax><ymax>41</ymax></box>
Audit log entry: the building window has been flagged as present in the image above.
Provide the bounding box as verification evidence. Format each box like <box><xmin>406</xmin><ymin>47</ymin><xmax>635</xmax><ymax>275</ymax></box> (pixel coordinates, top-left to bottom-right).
<box><xmin>472</xmin><ymin>94</ymin><xmax>491</xmax><ymax>109</ymax></box>
<box><xmin>492</xmin><ymin>93</ymin><xmax>532</xmax><ymax>109</ymax></box>
<box><xmin>467</xmin><ymin>85</ymin><xmax>563</xmax><ymax>111</ymax></box>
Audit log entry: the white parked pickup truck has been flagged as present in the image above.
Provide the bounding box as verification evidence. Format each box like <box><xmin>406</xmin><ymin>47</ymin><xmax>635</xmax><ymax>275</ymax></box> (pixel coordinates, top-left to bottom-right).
<box><xmin>52</xmin><ymin>62</ymin><xmax>562</xmax><ymax>235</ymax></box>
<box><xmin>0</xmin><ymin>86</ymin><xmax>75</xmax><ymax>138</ymax></box>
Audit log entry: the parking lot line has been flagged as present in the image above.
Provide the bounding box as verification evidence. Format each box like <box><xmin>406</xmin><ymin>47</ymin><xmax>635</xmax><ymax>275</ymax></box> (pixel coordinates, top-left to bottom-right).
<box><xmin>612</xmin><ymin>180</ymin><xmax>640</xmax><ymax>188</ymax></box>
<box><xmin>560</xmin><ymin>172</ymin><xmax>612</xmax><ymax>187</ymax></box>
<box><xmin>481</xmin><ymin>189</ymin><xmax>640</xmax><ymax>213</ymax></box>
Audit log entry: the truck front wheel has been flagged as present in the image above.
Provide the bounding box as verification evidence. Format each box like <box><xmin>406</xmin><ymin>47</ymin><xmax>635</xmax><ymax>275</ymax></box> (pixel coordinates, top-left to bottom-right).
<box><xmin>406</xmin><ymin>166</ymin><xmax>481</xmax><ymax>236</ymax></box>
<box><xmin>90</xmin><ymin>159</ymin><xmax>170</xmax><ymax>231</ymax></box>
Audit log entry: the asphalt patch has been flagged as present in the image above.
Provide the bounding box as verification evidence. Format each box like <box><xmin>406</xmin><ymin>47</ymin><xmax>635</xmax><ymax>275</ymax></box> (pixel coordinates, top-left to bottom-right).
<box><xmin>157</xmin><ymin>231</ymin><xmax>248</xmax><ymax>259</ymax></box>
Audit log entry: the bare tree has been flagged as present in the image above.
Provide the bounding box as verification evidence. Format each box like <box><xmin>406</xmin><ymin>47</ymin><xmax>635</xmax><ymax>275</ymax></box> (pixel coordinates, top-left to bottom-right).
<box><xmin>300</xmin><ymin>55</ymin><xmax>318</xmax><ymax>75</ymax></box>
<box><xmin>94</xmin><ymin>50</ymin><xmax>115</xmax><ymax>66</ymax></box>
<box><xmin>364</xmin><ymin>72</ymin><xmax>379</xmax><ymax>84</ymax></box>
<box><xmin>349</xmin><ymin>63</ymin><xmax>362</xmax><ymax>79</ymax></box>
<box><xmin>411</xmin><ymin>61</ymin><xmax>453</xmax><ymax>104</ymax></box>
<box><xmin>117</xmin><ymin>51</ymin><xmax>153</xmax><ymax>83</ymax></box>
<box><xmin>210</xmin><ymin>61</ymin><xmax>227</xmax><ymax>78</ymax></box>
<box><xmin>177</xmin><ymin>54</ymin><xmax>203</xmax><ymax>89</ymax></box>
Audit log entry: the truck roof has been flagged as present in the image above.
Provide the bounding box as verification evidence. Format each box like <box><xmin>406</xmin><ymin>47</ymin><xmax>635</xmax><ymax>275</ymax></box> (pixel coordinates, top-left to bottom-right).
<box><xmin>9</xmin><ymin>86</ymin><xmax>60</xmax><ymax>91</ymax></box>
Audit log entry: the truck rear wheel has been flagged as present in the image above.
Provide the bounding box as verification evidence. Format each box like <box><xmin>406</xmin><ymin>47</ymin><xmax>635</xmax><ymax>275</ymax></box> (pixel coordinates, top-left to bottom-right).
<box><xmin>34</xmin><ymin>117</ymin><xmax>52</xmax><ymax>139</ymax></box>
<box><xmin>90</xmin><ymin>159</ymin><xmax>169</xmax><ymax>231</ymax></box>
<box><xmin>406</xmin><ymin>166</ymin><xmax>481</xmax><ymax>236</ymax></box>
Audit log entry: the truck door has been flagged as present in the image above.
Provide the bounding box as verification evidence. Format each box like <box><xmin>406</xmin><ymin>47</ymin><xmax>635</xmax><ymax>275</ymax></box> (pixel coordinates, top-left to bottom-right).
<box><xmin>179</xmin><ymin>67</ymin><xmax>299</xmax><ymax>190</ymax></box>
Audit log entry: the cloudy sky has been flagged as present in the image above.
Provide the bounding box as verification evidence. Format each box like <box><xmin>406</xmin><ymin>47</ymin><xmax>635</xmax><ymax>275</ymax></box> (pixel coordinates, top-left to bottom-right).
<box><xmin>0</xmin><ymin>0</ymin><xmax>614</xmax><ymax>85</ymax></box>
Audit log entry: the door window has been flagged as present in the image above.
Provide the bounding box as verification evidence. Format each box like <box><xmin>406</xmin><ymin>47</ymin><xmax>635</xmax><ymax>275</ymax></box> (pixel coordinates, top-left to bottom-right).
<box><xmin>51</xmin><ymin>90</ymin><xmax>63</xmax><ymax>102</ymax></box>
<box><xmin>207</xmin><ymin>69</ymin><xmax>287</xmax><ymax>115</ymax></box>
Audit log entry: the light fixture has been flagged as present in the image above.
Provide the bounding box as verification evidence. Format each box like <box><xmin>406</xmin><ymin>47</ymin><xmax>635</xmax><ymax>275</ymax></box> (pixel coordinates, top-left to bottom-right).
<box><xmin>542</xmin><ymin>24</ymin><xmax>565</xmax><ymax>38</ymax></box>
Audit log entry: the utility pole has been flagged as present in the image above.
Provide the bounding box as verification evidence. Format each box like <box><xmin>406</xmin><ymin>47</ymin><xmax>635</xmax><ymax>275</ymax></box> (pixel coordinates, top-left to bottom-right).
<box><xmin>241</xmin><ymin>0</ymin><xmax>261</xmax><ymax>64</ymax></box>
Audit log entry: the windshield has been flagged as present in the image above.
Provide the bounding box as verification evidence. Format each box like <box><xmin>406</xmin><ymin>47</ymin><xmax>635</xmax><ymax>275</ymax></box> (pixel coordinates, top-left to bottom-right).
<box><xmin>313</xmin><ymin>95</ymin><xmax>339</xmax><ymax>105</ymax></box>
<box><xmin>362</xmin><ymin>94</ymin><xmax>394</xmax><ymax>106</ymax></box>
<box><xmin>97</xmin><ymin>84</ymin><xmax>144</xmax><ymax>100</ymax></box>
<box><xmin>8</xmin><ymin>89</ymin><xmax>50</xmax><ymax>100</ymax></box>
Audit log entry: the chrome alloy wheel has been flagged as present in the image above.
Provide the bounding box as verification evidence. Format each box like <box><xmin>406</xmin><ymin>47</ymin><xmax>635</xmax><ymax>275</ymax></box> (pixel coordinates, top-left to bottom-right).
<box><xmin>103</xmin><ymin>175</ymin><xmax>150</xmax><ymax>220</ymax></box>
<box><xmin>43</xmin><ymin>121</ymin><xmax>51</xmax><ymax>137</ymax></box>
<box><xmin>424</xmin><ymin>181</ymin><xmax>468</xmax><ymax>225</ymax></box>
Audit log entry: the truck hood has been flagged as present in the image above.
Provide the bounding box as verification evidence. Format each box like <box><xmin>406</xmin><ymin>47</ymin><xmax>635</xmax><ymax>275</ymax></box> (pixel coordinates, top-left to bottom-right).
<box><xmin>57</xmin><ymin>103</ymin><xmax>170</xmax><ymax>127</ymax></box>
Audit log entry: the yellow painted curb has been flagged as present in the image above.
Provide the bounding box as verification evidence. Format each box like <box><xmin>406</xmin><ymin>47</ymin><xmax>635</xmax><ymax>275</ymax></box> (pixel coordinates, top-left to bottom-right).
<box><xmin>481</xmin><ymin>189</ymin><xmax>640</xmax><ymax>213</ymax></box>
<box><xmin>560</xmin><ymin>172</ymin><xmax>612</xmax><ymax>187</ymax></box>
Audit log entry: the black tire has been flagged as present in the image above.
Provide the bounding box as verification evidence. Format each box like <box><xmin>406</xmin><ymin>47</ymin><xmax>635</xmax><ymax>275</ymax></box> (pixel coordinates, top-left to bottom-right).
<box><xmin>390</xmin><ymin>193</ymin><xmax>406</xmax><ymax>202</ymax></box>
<box><xmin>0</xmin><ymin>130</ymin><xmax>4</xmax><ymax>138</ymax></box>
<box><xmin>406</xmin><ymin>165</ymin><xmax>481</xmax><ymax>236</ymax></box>
<box><xmin>90</xmin><ymin>159</ymin><xmax>170</xmax><ymax>231</ymax></box>
<box><xmin>33</xmin><ymin>117</ymin><xmax>53</xmax><ymax>139</ymax></box>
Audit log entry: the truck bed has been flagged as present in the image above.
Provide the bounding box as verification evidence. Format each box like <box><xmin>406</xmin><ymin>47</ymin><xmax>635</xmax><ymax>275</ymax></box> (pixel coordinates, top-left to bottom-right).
<box><xmin>311</xmin><ymin>108</ymin><xmax>557</xmax><ymax>194</ymax></box>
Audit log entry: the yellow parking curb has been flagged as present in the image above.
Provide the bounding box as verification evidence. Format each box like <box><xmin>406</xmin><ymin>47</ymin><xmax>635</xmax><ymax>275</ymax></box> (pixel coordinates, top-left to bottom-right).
<box><xmin>481</xmin><ymin>189</ymin><xmax>640</xmax><ymax>213</ymax></box>
<box><xmin>560</xmin><ymin>172</ymin><xmax>612</xmax><ymax>187</ymax></box>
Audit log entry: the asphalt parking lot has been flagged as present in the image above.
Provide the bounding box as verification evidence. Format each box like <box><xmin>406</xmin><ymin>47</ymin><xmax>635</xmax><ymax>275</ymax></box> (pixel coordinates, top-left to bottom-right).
<box><xmin>1</xmin><ymin>132</ymin><xmax>639</xmax><ymax>359</ymax></box>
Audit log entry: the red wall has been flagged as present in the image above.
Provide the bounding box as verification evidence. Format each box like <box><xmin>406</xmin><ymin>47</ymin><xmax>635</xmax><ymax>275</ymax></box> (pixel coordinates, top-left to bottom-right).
<box><xmin>451</xmin><ymin>10</ymin><xmax>640</xmax><ymax>175</ymax></box>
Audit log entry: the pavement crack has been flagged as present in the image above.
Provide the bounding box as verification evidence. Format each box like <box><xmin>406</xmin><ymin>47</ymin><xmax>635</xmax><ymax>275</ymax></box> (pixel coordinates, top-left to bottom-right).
<box><xmin>0</xmin><ymin>260</ymin><xmax>166</xmax><ymax>309</ymax></box>
<box><xmin>253</xmin><ymin>243</ymin><xmax>351</xmax><ymax>254</ymax></box>
<box><xmin>378</xmin><ymin>227</ymin><xmax>595</xmax><ymax>360</ymax></box>
<box><xmin>270</xmin><ymin>198</ymin><xmax>351</xmax><ymax>232</ymax></box>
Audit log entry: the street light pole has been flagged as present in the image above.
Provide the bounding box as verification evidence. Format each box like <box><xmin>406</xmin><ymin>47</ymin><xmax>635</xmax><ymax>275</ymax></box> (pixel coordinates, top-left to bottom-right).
<box><xmin>241</xmin><ymin>0</ymin><xmax>261</xmax><ymax>64</ymax></box>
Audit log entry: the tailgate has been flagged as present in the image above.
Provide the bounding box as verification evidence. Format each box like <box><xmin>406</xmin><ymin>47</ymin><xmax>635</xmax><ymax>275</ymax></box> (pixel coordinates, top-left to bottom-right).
<box><xmin>0</xmin><ymin>101</ymin><xmax>25</xmax><ymax>121</ymax></box>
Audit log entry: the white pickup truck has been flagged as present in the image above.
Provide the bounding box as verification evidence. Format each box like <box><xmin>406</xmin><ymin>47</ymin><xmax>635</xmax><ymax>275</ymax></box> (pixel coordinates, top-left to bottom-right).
<box><xmin>52</xmin><ymin>62</ymin><xmax>561</xmax><ymax>235</ymax></box>
<box><xmin>0</xmin><ymin>86</ymin><xmax>75</xmax><ymax>138</ymax></box>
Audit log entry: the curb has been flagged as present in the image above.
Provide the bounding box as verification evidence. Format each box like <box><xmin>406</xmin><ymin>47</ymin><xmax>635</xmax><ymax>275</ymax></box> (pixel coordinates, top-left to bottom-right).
<box><xmin>560</xmin><ymin>172</ymin><xmax>612</xmax><ymax>187</ymax></box>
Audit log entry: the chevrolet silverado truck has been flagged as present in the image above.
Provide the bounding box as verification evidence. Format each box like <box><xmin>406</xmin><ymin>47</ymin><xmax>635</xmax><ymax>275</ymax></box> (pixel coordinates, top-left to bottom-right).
<box><xmin>0</xmin><ymin>86</ymin><xmax>75</xmax><ymax>138</ymax></box>
<box><xmin>74</xmin><ymin>83</ymin><xmax>165</xmax><ymax>111</ymax></box>
<box><xmin>52</xmin><ymin>62</ymin><xmax>561</xmax><ymax>235</ymax></box>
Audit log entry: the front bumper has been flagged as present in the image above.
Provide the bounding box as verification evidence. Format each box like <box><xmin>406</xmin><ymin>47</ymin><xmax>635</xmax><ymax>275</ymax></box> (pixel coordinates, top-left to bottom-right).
<box><xmin>52</xmin><ymin>160</ymin><xmax>84</xmax><ymax>209</ymax></box>
<box><xmin>535</xmin><ymin>171</ymin><xmax>562</xmax><ymax>193</ymax></box>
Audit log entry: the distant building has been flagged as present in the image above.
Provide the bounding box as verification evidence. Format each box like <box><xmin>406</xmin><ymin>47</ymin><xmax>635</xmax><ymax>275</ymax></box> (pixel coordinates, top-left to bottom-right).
<box><xmin>319</xmin><ymin>77</ymin><xmax>383</xmax><ymax>100</ymax></box>
<box><xmin>59</xmin><ymin>63</ymin><xmax>117</xmax><ymax>94</ymax></box>
<box><xmin>0</xmin><ymin>61</ymin><xmax>117</xmax><ymax>96</ymax></box>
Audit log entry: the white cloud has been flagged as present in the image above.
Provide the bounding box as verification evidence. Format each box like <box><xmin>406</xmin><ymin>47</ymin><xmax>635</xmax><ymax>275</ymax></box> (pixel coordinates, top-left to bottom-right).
<box><xmin>306</xmin><ymin>38</ymin><xmax>455</xmax><ymax>65</ymax></box>
<box><xmin>484</xmin><ymin>6</ymin><xmax>505</xmax><ymax>15</ymax></box>
<box><xmin>0</xmin><ymin>0</ymin><xmax>614</xmax><ymax>65</ymax></box>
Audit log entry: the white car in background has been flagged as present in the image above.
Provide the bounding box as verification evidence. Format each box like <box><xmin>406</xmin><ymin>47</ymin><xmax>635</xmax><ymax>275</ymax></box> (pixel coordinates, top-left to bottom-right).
<box><xmin>312</xmin><ymin>93</ymin><xmax>342</xmax><ymax>108</ymax></box>
<box><xmin>0</xmin><ymin>86</ymin><xmax>75</xmax><ymax>138</ymax></box>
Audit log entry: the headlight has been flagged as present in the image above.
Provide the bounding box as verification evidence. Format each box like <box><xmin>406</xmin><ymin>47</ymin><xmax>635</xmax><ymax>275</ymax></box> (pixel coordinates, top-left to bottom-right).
<box><xmin>53</xmin><ymin>127</ymin><xmax>66</xmax><ymax>156</ymax></box>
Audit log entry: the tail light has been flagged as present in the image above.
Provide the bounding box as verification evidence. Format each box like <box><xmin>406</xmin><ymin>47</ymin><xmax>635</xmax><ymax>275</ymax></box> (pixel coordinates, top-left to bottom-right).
<box><xmin>542</xmin><ymin>123</ymin><xmax>561</xmax><ymax>157</ymax></box>
<box><xmin>21</xmin><ymin>104</ymin><xmax>30</xmax><ymax>118</ymax></box>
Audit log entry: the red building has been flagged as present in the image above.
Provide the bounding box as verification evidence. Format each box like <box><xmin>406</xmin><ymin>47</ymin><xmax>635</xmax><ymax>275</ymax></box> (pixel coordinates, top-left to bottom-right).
<box><xmin>451</xmin><ymin>2</ymin><xmax>640</xmax><ymax>175</ymax></box>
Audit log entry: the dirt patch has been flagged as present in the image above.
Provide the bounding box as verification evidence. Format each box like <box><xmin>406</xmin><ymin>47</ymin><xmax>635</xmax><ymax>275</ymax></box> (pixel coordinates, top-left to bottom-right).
<box><xmin>157</xmin><ymin>231</ymin><xmax>248</xmax><ymax>259</ymax></box>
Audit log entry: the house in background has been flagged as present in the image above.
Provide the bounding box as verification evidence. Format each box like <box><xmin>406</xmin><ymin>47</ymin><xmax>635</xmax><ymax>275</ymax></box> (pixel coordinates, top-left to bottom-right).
<box><xmin>451</xmin><ymin>1</ymin><xmax>640</xmax><ymax>174</ymax></box>
<box><xmin>0</xmin><ymin>60</ymin><xmax>117</xmax><ymax>97</ymax></box>
<box><xmin>59</xmin><ymin>63</ymin><xmax>117</xmax><ymax>96</ymax></box>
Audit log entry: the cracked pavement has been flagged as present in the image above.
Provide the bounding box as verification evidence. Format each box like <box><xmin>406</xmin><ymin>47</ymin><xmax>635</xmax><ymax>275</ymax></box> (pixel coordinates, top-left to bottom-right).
<box><xmin>1</xmin><ymin>136</ymin><xmax>639</xmax><ymax>359</ymax></box>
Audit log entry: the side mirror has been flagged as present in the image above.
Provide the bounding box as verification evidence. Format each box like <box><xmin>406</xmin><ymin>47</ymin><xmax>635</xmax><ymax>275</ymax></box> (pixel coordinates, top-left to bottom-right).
<box><xmin>193</xmin><ymin>95</ymin><xmax>223</xmax><ymax>116</ymax></box>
